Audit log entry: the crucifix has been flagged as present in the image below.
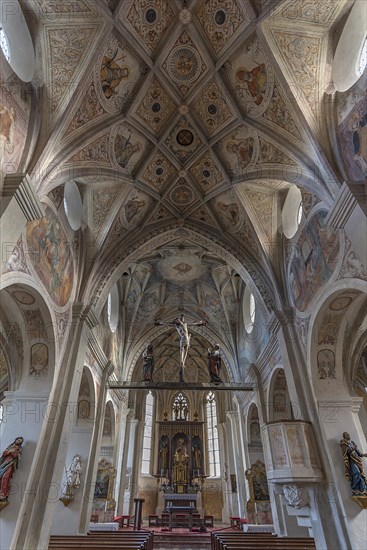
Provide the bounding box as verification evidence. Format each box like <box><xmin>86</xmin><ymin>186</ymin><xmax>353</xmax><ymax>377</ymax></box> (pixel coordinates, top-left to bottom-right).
<box><xmin>154</xmin><ymin>314</ymin><xmax>207</xmax><ymax>382</ymax></box>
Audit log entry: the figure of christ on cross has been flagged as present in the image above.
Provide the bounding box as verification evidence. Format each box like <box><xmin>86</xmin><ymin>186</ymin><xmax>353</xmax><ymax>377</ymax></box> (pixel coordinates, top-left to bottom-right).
<box><xmin>154</xmin><ymin>314</ymin><xmax>207</xmax><ymax>381</ymax></box>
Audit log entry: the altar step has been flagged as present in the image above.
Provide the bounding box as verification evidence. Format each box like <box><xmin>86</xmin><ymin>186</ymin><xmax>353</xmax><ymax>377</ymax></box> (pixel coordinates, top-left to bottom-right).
<box><xmin>153</xmin><ymin>532</ymin><xmax>211</xmax><ymax>549</ymax></box>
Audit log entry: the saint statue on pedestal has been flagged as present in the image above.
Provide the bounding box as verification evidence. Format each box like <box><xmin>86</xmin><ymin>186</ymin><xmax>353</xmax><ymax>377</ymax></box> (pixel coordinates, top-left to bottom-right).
<box><xmin>0</xmin><ymin>437</ymin><xmax>24</xmax><ymax>507</ymax></box>
<box><xmin>340</xmin><ymin>432</ymin><xmax>367</xmax><ymax>495</ymax></box>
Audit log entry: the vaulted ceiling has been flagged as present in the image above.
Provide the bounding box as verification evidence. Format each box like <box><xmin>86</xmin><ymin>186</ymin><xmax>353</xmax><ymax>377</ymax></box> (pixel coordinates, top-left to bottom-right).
<box><xmin>18</xmin><ymin>0</ymin><xmax>351</xmax><ymax>371</ymax></box>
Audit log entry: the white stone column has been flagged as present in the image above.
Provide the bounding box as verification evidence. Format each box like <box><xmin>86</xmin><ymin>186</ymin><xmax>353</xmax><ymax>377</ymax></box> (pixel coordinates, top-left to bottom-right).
<box><xmin>120</xmin><ymin>415</ymin><xmax>139</xmax><ymax>515</ymax></box>
<box><xmin>0</xmin><ymin>392</ymin><xmax>49</xmax><ymax>550</ymax></box>
<box><xmin>227</xmin><ymin>411</ymin><xmax>246</xmax><ymax>517</ymax></box>
<box><xmin>78</xmin><ymin>360</ymin><xmax>114</xmax><ymax>534</ymax></box>
<box><xmin>217</xmin><ymin>421</ymin><xmax>231</xmax><ymax>522</ymax></box>
<box><xmin>9</xmin><ymin>304</ymin><xmax>99</xmax><ymax>550</ymax></box>
<box><xmin>113</xmin><ymin>405</ymin><xmax>129</xmax><ymax>515</ymax></box>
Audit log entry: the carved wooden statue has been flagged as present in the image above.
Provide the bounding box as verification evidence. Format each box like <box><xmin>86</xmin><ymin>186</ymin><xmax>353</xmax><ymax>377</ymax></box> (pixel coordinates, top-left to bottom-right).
<box><xmin>0</xmin><ymin>437</ymin><xmax>24</xmax><ymax>509</ymax></box>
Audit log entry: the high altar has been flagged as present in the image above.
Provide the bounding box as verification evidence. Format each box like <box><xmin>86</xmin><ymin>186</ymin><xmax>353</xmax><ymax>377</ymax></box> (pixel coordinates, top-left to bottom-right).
<box><xmin>155</xmin><ymin>418</ymin><xmax>206</xmax><ymax>515</ymax></box>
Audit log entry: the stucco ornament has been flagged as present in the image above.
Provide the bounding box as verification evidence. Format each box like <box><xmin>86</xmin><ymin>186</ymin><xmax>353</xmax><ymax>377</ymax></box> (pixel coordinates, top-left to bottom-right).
<box><xmin>283</xmin><ymin>484</ymin><xmax>309</xmax><ymax>508</ymax></box>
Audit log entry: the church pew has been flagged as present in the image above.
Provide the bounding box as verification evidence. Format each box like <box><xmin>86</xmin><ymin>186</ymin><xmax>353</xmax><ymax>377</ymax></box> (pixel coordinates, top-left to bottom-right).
<box><xmin>211</xmin><ymin>532</ymin><xmax>315</xmax><ymax>550</ymax></box>
<box><xmin>49</xmin><ymin>544</ymin><xmax>146</xmax><ymax>549</ymax></box>
<box><xmin>50</xmin><ymin>537</ymin><xmax>148</xmax><ymax>550</ymax></box>
<box><xmin>212</xmin><ymin>541</ymin><xmax>315</xmax><ymax>550</ymax></box>
<box><xmin>212</xmin><ymin>537</ymin><xmax>315</xmax><ymax>548</ymax></box>
<box><xmin>88</xmin><ymin>532</ymin><xmax>153</xmax><ymax>549</ymax></box>
<box><xmin>49</xmin><ymin>531</ymin><xmax>153</xmax><ymax>550</ymax></box>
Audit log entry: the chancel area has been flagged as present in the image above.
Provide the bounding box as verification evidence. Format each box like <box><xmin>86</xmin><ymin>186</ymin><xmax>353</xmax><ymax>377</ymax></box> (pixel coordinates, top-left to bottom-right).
<box><xmin>0</xmin><ymin>0</ymin><xmax>367</xmax><ymax>549</ymax></box>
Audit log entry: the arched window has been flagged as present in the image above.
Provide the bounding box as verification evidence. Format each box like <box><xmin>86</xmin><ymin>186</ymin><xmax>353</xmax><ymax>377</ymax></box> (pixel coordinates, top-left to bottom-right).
<box><xmin>206</xmin><ymin>391</ymin><xmax>220</xmax><ymax>477</ymax></box>
<box><xmin>141</xmin><ymin>391</ymin><xmax>154</xmax><ymax>474</ymax></box>
<box><xmin>0</xmin><ymin>0</ymin><xmax>35</xmax><ymax>81</ymax></box>
<box><xmin>0</xmin><ymin>27</ymin><xmax>10</xmax><ymax>62</ymax></box>
<box><xmin>357</xmin><ymin>37</ymin><xmax>367</xmax><ymax>78</ymax></box>
<box><xmin>332</xmin><ymin>1</ymin><xmax>367</xmax><ymax>92</ymax></box>
<box><xmin>282</xmin><ymin>185</ymin><xmax>303</xmax><ymax>239</ymax></box>
<box><xmin>243</xmin><ymin>287</ymin><xmax>256</xmax><ymax>334</ymax></box>
<box><xmin>172</xmin><ymin>392</ymin><xmax>189</xmax><ymax>420</ymax></box>
<box><xmin>107</xmin><ymin>284</ymin><xmax>119</xmax><ymax>332</ymax></box>
<box><xmin>64</xmin><ymin>181</ymin><xmax>83</xmax><ymax>230</ymax></box>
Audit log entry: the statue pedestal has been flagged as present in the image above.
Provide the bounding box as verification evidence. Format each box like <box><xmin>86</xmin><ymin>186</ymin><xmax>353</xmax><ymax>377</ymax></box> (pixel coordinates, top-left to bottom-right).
<box><xmin>351</xmin><ymin>495</ymin><xmax>367</xmax><ymax>509</ymax></box>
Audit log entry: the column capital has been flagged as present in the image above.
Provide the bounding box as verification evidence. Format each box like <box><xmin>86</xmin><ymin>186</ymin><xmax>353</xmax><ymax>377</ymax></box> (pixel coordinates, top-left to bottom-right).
<box><xmin>274</xmin><ymin>308</ymin><xmax>296</xmax><ymax>326</ymax></box>
<box><xmin>226</xmin><ymin>410</ymin><xmax>238</xmax><ymax>422</ymax></box>
<box><xmin>3</xmin><ymin>173</ymin><xmax>44</xmax><ymax>221</ymax></box>
<box><xmin>72</xmin><ymin>303</ymin><xmax>99</xmax><ymax>329</ymax></box>
<box><xmin>103</xmin><ymin>360</ymin><xmax>115</xmax><ymax>378</ymax></box>
<box><xmin>326</xmin><ymin>182</ymin><xmax>359</xmax><ymax>228</ymax></box>
<box><xmin>87</xmin><ymin>333</ymin><xmax>114</xmax><ymax>374</ymax></box>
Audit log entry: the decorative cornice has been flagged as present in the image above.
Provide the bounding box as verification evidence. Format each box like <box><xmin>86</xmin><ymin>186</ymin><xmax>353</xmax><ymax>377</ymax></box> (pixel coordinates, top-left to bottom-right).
<box><xmin>87</xmin><ymin>332</ymin><xmax>112</xmax><ymax>373</ymax></box>
<box><xmin>317</xmin><ymin>397</ymin><xmax>363</xmax><ymax>414</ymax></box>
<box><xmin>3</xmin><ymin>174</ymin><xmax>44</xmax><ymax>221</ymax></box>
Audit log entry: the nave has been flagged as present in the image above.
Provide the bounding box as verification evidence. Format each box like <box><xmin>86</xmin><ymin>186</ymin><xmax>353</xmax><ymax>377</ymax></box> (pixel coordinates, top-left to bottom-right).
<box><xmin>1</xmin><ymin>0</ymin><xmax>367</xmax><ymax>549</ymax></box>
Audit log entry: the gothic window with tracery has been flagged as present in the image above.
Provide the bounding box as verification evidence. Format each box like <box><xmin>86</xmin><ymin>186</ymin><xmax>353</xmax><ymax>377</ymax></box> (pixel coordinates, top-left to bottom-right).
<box><xmin>206</xmin><ymin>391</ymin><xmax>220</xmax><ymax>477</ymax></box>
<box><xmin>141</xmin><ymin>391</ymin><xmax>154</xmax><ymax>474</ymax></box>
<box><xmin>172</xmin><ymin>392</ymin><xmax>189</xmax><ymax>421</ymax></box>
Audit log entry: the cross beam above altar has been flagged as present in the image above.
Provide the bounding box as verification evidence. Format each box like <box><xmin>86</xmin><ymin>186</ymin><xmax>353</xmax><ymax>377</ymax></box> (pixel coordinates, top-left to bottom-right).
<box><xmin>108</xmin><ymin>381</ymin><xmax>254</xmax><ymax>391</ymax></box>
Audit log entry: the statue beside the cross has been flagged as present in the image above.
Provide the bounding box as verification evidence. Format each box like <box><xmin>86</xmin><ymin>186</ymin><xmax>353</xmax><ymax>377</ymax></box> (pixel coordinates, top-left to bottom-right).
<box><xmin>155</xmin><ymin>314</ymin><xmax>207</xmax><ymax>381</ymax></box>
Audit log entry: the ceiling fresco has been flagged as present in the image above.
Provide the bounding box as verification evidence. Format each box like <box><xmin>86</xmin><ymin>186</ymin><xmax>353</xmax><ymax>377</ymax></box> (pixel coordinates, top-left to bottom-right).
<box><xmin>13</xmin><ymin>0</ymin><xmax>356</xmax><ymax>370</ymax></box>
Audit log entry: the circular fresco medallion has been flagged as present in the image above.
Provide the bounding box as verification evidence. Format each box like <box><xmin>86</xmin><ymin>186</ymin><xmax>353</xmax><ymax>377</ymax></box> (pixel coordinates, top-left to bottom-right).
<box><xmin>145</xmin><ymin>8</ymin><xmax>157</xmax><ymax>24</ymax></box>
<box><xmin>170</xmin><ymin>185</ymin><xmax>194</xmax><ymax>206</ymax></box>
<box><xmin>167</xmin><ymin>46</ymin><xmax>202</xmax><ymax>84</ymax></box>
<box><xmin>176</xmin><ymin>129</ymin><xmax>194</xmax><ymax>146</ymax></box>
<box><xmin>214</xmin><ymin>9</ymin><xmax>226</xmax><ymax>25</ymax></box>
